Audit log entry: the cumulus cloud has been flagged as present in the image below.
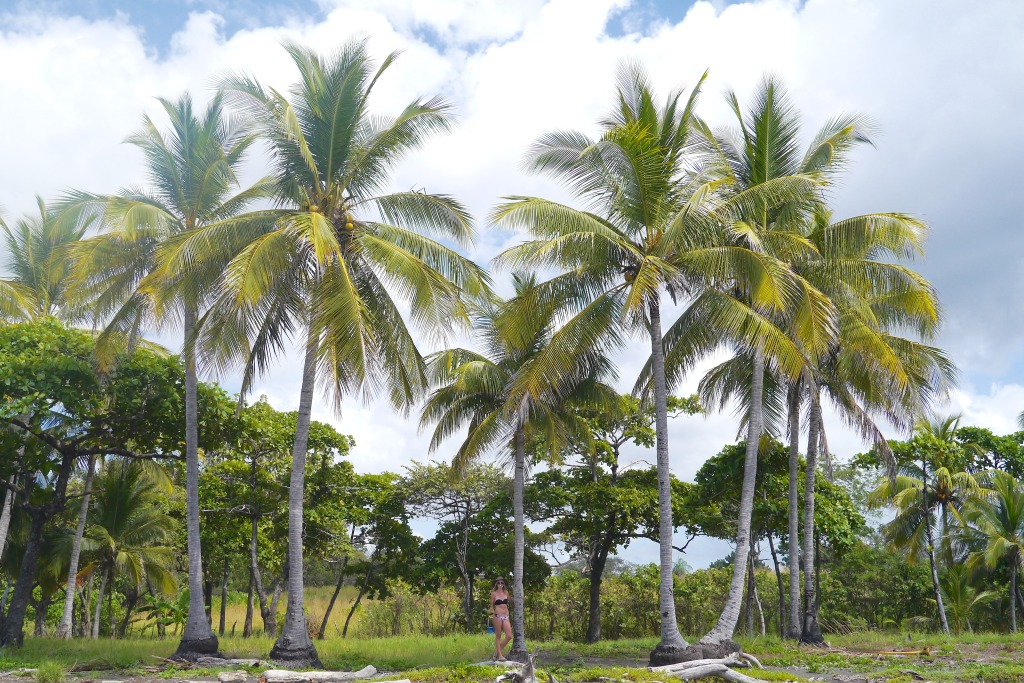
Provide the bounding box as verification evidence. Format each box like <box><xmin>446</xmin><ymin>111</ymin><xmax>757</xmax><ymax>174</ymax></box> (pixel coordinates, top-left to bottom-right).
<box><xmin>2</xmin><ymin>0</ymin><xmax>1023</xmax><ymax>566</ymax></box>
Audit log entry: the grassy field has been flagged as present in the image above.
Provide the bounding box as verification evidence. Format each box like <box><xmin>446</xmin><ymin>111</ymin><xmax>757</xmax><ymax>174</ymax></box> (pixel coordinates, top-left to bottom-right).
<box><xmin>4</xmin><ymin>631</ymin><xmax>1024</xmax><ymax>682</ymax></box>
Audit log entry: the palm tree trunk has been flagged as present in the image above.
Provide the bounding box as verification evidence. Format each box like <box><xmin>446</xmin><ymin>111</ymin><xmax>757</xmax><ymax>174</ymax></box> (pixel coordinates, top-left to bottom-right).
<box><xmin>175</xmin><ymin>308</ymin><xmax>219</xmax><ymax>658</ymax></box>
<box><xmin>921</xmin><ymin>464</ymin><xmax>950</xmax><ymax>636</ymax></box>
<box><xmin>56</xmin><ymin>455</ymin><xmax>97</xmax><ymax>638</ymax></box>
<box><xmin>270</xmin><ymin>335</ymin><xmax>321</xmax><ymax>667</ymax></box>
<box><xmin>786</xmin><ymin>384</ymin><xmax>802</xmax><ymax>639</ymax></box>
<box><xmin>700</xmin><ymin>346</ymin><xmax>764</xmax><ymax>648</ymax></box>
<box><xmin>508</xmin><ymin>426</ymin><xmax>529</xmax><ymax>662</ymax></box>
<box><xmin>0</xmin><ymin>476</ymin><xmax>15</xmax><ymax>564</ymax></box>
<box><xmin>92</xmin><ymin>568</ymin><xmax>108</xmax><ymax>639</ymax></box>
<box><xmin>800</xmin><ymin>391</ymin><xmax>824</xmax><ymax>645</ymax></box>
<box><xmin>647</xmin><ymin>298</ymin><xmax>689</xmax><ymax>665</ymax></box>
<box><xmin>0</xmin><ymin>509</ymin><xmax>46</xmax><ymax>647</ymax></box>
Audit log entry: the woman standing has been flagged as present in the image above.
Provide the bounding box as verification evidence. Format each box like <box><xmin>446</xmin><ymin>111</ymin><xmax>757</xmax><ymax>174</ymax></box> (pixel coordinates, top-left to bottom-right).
<box><xmin>490</xmin><ymin>577</ymin><xmax>513</xmax><ymax>661</ymax></box>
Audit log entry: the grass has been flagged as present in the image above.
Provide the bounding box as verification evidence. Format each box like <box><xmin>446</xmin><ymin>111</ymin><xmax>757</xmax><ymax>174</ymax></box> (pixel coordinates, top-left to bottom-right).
<box><xmin>5</xmin><ymin>631</ymin><xmax>1024</xmax><ymax>682</ymax></box>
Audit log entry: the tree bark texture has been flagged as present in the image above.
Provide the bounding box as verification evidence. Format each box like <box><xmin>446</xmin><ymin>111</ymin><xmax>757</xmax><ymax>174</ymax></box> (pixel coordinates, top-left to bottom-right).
<box><xmin>508</xmin><ymin>427</ymin><xmax>529</xmax><ymax>662</ymax></box>
<box><xmin>270</xmin><ymin>335</ymin><xmax>321</xmax><ymax>667</ymax></box>
<box><xmin>800</xmin><ymin>391</ymin><xmax>824</xmax><ymax>644</ymax></box>
<box><xmin>786</xmin><ymin>384</ymin><xmax>802</xmax><ymax>639</ymax></box>
<box><xmin>700</xmin><ymin>346</ymin><xmax>764</xmax><ymax>646</ymax></box>
<box><xmin>56</xmin><ymin>455</ymin><xmax>97</xmax><ymax>638</ymax></box>
<box><xmin>647</xmin><ymin>298</ymin><xmax>689</xmax><ymax>666</ymax></box>
<box><xmin>175</xmin><ymin>308</ymin><xmax>220</xmax><ymax>658</ymax></box>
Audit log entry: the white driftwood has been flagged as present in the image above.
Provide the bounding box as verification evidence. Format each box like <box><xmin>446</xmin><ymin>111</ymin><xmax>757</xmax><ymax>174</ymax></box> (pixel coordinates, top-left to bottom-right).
<box><xmin>669</xmin><ymin>663</ymin><xmax>762</xmax><ymax>683</ymax></box>
<box><xmin>218</xmin><ymin>671</ymin><xmax>249</xmax><ymax>683</ymax></box>
<box><xmin>261</xmin><ymin>665</ymin><xmax>376</xmax><ymax>683</ymax></box>
<box><xmin>738</xmin><ymin>653</ymin><xmax>762</xmax><ymax>669</ymax></box>
<box><xmin>648</xmin><ymin>655</ymin><xmax>746</xmax><ymax>673</ymax></box>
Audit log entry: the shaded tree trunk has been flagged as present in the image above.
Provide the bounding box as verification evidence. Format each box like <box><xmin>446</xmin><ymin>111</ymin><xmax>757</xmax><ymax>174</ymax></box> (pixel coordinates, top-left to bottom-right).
<box><xmin>767</xmin><ymin>535</ymin><xmax>786</xmax><ymax>638</ymax></box>
<box><xmin>647</xmin><ymin>299</ymin><xmax>689</xmax><ymax>666</ymax></box>
<box><xmin>585</xmin><ymin>530</ymin><xmax>615</xmax><ymax>644</ymax></box>
<box><xmin>270</xmin><ymin>336</ymin><xmax>321</xmax><ymax>666</ymax></box>
<box><xmin>1</xmin><ymin>510</ymin><xmax>48</xmax><ymax>645</ymax></box>
<box><xmin>800</xmin><ymin>392</ymin><xmax>824</xmax><ymax>645</ymax></box>
<box><xmin>342</xmin><ymin>560</ymin><xmax>375</xmax><ymax>638</ymax></box>
<box><xmin>318</xmin><ymin>552</ymin><xmax>350</xmax><ymax>640</ymax></box>
<box><xmin>56</xmin><ymin>455</ymin><xmax>97</xmax><ymax>638</ymax></box>
<box><xmin>219</xmin><ymin>557</ymin><xmax>229</xmax><ymax>636</ymax></box>
<box><xmin>175</xmin><ymin>308</ymin><xmax>219</xmax><ymax>658</ymax></box>
<box><xmin>508</xmin><ymin>427</ymin><xmax>528</xmax><ymax>662</ymax></box>
<box><xmin>751</xmin><ymin>540</ymin><xmax>765</xmax><ymax>637</ymax></box>
<box><xmin>33</xmin><ymin>592</ymin><xmax>52</xmax><ymax>636</ymax></box>
<box><xmin>244</xmin><ymin>570</ymin><xmax>255</xmax><ymax>638</ymax></box>
<box><xmin>786</xmin><ymin>384</ymin><xmax>802</xmax><ymax>639</ymax></box>
<box><xmin>701</xmin><ymin>346</ymin><xmax>764</xmax><ymax>647</ymax></box>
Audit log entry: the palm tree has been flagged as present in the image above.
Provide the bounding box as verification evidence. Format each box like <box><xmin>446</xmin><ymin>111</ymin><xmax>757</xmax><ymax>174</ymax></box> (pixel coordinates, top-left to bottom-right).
<box><xmin>80</xmin><ymin>460</ymin><xmax>177</xmax><ymax>638</ymax></box>
<box><xmin>652</xmin><ymin>76</ymin><xmax>847</xmax><ymax>649</ymax></box>
<box><xmin>940</xmin><ymin>564</ymin><xmax>996</xmax><ymax>634</ymax></box>
<box><xmin>964</xmin><ymin>470</ymin><xmax>1024</xmax><ymax>632</ymax></box>
<box><xmin>870</xmin><ymin>418</ymin><xmax>984</xmax><ymax>635</ymax></box>
<box><xmin>420</xmin><ymin>275</ymin><xmax>613</xmax><ymax>660</ymax></box>
<box><xmin>494</xmin><ymin>65</ymin><xmax>823</xmax><ymax>664</ymax></box>
<box><xmin>792</xmin><ymin>208</ymin><xmax>953</xmax><ymax>642</ymax></box>
<box><xmin>64</xmin><ymin>93</ymin><xmax>269</xmax><ymax>655</ymax></box>
<box><xmin>173</xmin><ymin>40</ymin><xmax>488</xmax><ymax>666</ymax></box>
<box><xmin>0</xmin><ymin>197</ymin><xmax>91</xmax><ymax>322</ymax></box>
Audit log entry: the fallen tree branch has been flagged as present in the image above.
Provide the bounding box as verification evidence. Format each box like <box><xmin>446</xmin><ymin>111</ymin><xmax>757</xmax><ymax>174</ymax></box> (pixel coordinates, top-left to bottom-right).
<box><xmin>260</xmin><ymin>666</ymin><xmax>376</xmax><ymax>683</ymax></box>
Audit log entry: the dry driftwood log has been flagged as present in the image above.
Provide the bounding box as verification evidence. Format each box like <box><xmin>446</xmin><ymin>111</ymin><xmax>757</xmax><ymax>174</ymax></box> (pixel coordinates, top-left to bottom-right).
<box><xmin>260</xmin><ymin>665</ymin><xmax>376</xmax><ymax>683</ymax></box>
<box><xmin>646</xmin><ymin>651</ymin><xmax>764</xmax><ymax>682</ymax></box>
<box><xmin>217</xmin><ymin>671</ymin><xmax>249</xmax><ymax>683</ymax></box>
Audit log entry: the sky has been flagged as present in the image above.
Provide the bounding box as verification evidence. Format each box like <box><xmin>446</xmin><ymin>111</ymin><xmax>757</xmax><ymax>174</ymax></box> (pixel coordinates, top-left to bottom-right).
<box><xmin>1</xmin><ymin>0</ymin><xmax>1023</xmax><ymax>569</ymax></box>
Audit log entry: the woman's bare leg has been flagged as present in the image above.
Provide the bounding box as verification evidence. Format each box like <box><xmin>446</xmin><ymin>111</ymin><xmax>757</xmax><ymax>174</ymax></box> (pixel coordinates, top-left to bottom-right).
<box><xmin>492</xmin><ymin>618</ymin><xmax>501</xmax><ymax>659</ymax></box>
<box><xmin>499</xmin><ymin>619</ymin><xmax>512</xmax><ymax>657</ymax></box>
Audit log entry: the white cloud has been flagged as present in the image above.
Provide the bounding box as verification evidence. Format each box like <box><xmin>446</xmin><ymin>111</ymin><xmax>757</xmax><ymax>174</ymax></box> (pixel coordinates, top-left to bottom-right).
<box><xmin>3</xmin><ymin>0</ymin><xmax>1024</xmax><ymax>569</ymax></box>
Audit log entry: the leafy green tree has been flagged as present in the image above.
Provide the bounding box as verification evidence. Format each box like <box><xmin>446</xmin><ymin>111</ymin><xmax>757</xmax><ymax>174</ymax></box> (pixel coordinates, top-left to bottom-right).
<box><xmin>404</xmin><ymin>461</ymin><xmax>509</xmax><ymax>630</ymax></box>
<box><xmin>964</xmin><ymin>470</ymin><xmax>1024</xmax><ymax>632</ymax></box>
<box><xmin>80</xmin><ymin>460</ymin><xmax>177</xmax><ymax>638</ymax></box>
<box><xmin>529</xmin><ymin>393</ymin><xmax>700</xmax><ymax>642</ymax></box>
<box><xmin>0</xmin><ymin>319</ymin><xmax>227</xmax><ymax>646</ymax></box>
<box><xmin>172</xmin><ymin>40</ymin><xmax>487</xmax><ymax>666</ymax></box>
<box><xmin>65</xmin><ymin>92</ymin><xmax>269</xmax><ymax>656</ymax></box>
<box><xmin>940</xmin><ymin>564</ymin><xmax>997</xmax><ymax>634</ymax></box>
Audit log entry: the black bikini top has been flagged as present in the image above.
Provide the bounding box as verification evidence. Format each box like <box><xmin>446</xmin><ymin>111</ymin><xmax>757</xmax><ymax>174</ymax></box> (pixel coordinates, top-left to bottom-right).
<box><xmin>494</xmin><ymin>597</ymin><xmax>509</xmax><ymax>606</ymax></box>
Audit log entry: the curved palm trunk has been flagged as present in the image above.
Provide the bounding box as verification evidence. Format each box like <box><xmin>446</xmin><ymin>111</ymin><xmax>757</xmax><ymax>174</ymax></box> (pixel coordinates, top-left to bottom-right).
<box><xmin>508</xmin><ymin>426</ymin><xmax>529</xmax><ymax>662</ymax></box>
<box><xmin>647</xmin><ymin>299</ymin><xmax>690</xmax><ymax>666</ymax></box>
<box><xmin>55</xmin><ymin>455</ymin><xmax>98</xmax><ymax>638</ymax></box>
<box><xmin>91</xmin><ymin>567</ymin><xmax>108</xmax><ymax>639</ymax></box>
<box><xmin>270</xmin><ymin>336</ymin><xmax>321</xmax><ymax>667</ymax></box>
<box><xmin>920</xmin><ymin>464</ymin><xmax>951</xmax><ymax>635</ymax></box>
<box><xmin>175</xmin><ymin>309</ymin><xmax>219</xmax><ymax>657</ymax></box>
<box><xmin>700</xmin><ymin>346</ymin><xmax>764</xmax><ymax>647</ymax></box>
<box><xmin>800</xmin><ymin>393</ymin><xmax>824</xmax><ymax>644</ymax></box>
<box><xmin>786</xmin><ymin>385</ymin><xmax>802</xmax><ymax>639</ymax></box>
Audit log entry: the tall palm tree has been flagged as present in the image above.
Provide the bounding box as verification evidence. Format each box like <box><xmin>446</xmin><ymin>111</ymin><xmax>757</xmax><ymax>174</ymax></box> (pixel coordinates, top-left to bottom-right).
<box><xmin>654</xmin><ymin>76</ymin><xmax>843</xmax><ymax>649</ymax></box>
<box><xmin>64</xmin><ymin>93</ymin><xmax>269</xmax><ymax>655</ymax></box>
<box><xmin>80</xmin><ymin>460</ymin><xmax>177</xmax><ymax>638</ymax></box>
<box><xmin>870</xmin><ymin>419</ymin><xmax>984</xmax><ymax>635</ymax></box>
<box><xmin>494</xmin><ymin>65</ymin><xmax>824</xmax><ymax>664</ymax></box>
<box><xmin>420</xmin><ymin>275</ymin><xmax>614</xmax><ymax>660</ymax></box>
<box><xmin>964</xmin><ymin>470</ymin><xmax>1024</xmax><ymax>632</ymax></box>
<box><xmin>792</xmin><ymin>208</ymin><xmax>953</xmax><ymax>642</ymax></box>
<box><xmin>173</xmin><ymin>40</ymin><xmax>489</xmax><ymax>666</ymax></box>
